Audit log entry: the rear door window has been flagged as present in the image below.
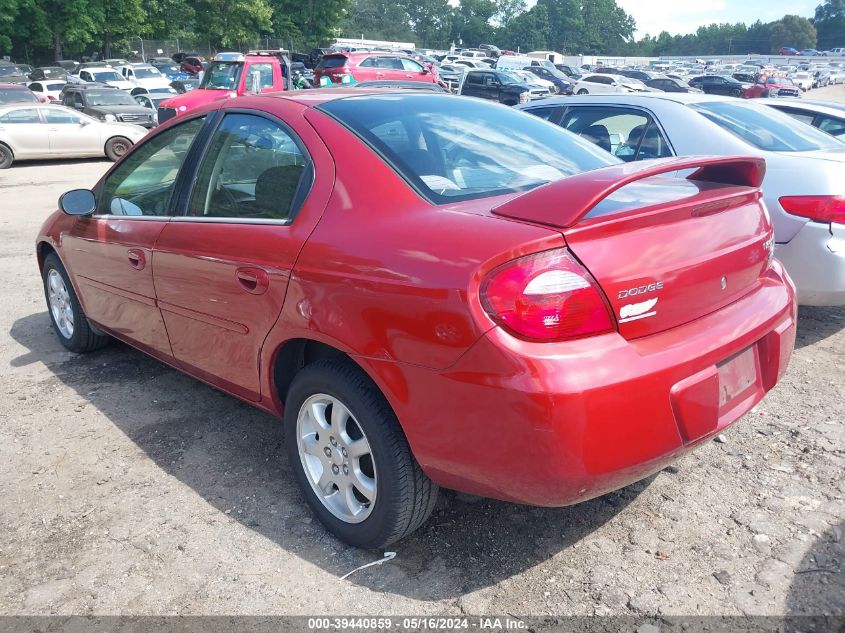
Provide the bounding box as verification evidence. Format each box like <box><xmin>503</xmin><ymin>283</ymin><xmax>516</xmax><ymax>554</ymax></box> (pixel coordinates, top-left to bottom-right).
<box><xmin>187</xmin><ymin>113</ymin><xmax>311</xmax><ymax>222</ymax></box>
<box><xmin>0</xmin><ymin>108</ymin><xmax>41</xmax><ymax>123</ymax></box>
<box><xmin>561</xmin><ymin>106</ymin><xmax>673</xmax><ymax>161</ymax></box>
<box><xmin>320</xmin><ymin>56</ymin><xmax>348</xmax><ymax>69</ymax></box>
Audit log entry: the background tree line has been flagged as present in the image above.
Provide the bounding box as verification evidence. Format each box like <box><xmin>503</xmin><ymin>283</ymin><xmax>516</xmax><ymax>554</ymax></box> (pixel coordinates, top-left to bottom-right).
<box><xmin>0</xmin><ymin>0</ymin><xmax>842</xmax><ymax>64</ymax></box>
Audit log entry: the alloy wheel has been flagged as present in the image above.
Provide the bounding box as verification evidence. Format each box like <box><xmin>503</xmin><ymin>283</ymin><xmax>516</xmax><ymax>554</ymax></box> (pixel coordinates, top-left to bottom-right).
<box><xmin>47</xmin><ymin>269</ymin><xmax>74</xmax><ymax>339</ymax></box>
<box><xmin>296</xmin><ymin>393</ymin><xmax>377</xmax><ymax>523</ymax></box>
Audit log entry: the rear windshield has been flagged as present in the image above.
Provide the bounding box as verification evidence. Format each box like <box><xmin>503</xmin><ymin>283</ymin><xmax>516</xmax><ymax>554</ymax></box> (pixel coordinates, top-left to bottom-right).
<box><xmin>86</xmin><ymin>91</ymin><xmax>135</xmax><ymax>106</ymax></box>
<box><xmin>93</xmin><ymin>71</ymin><xmax>123</xmax><ymax>82</ymax></box>
<box><xmin>692</xmin><ymin>101</ymin><xmax>843</xmax><ymax>152</ymax></box>
<box><xmin>200</xmin><ymin>62</ymin><xmax>242</xmax><ymax>89</ymax></box>
<box><xmin>0</xmin><ymin>88</ymin><xmax>38</xmax><ymax>104</ymax></box>
<box><xmin>319</xmin><ymin>94</ymin><xmax>617</xmax><ymax>204</ymax></box>
<box><xmin>134</xmin><ymin>68</ymin><xmax>161</xmax><ymax>78</ymax></box>
<box><xmin>0</xmin><ymin>66</ymin><xmax>22</xmax><ymax>77</ymax></box>
<box><xmin>46</xmin><ymin>83</ymin><xmax>66</xmax><ymax>91</ymax></box>
<box><xmin>319</xmin><ymin>56</ymin><xmax>348</xmax><ymax>69</ymax></box>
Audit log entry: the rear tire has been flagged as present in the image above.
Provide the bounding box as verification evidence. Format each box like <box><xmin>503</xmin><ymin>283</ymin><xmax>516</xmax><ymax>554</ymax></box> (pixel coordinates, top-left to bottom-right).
<box><xmin>731</xmin><ymin>88</ymin><xmax>742</xmax><ymax>97</ymax></box>
<box><xmin>0</xmin><ymin>142</ymin><xmax>13</xmax><ymax>169</ymax></box>
<box><xmin>284</xmin><ymin>359</ymin><xmax>438</xmax><ymax>548</ymax></box>
<box><xmin>42</xmin><ymin>253</ymin><xmax>110</xmax><ymax>353</ymax></box>
<box><xmin>105</xmin><ymin>136</ymin><xmax>132</xmax><ymax>162</ymax></box>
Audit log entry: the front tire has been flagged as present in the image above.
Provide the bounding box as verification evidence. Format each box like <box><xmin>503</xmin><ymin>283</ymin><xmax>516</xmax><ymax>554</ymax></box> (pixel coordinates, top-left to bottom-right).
<box><xmin>105</xmin><ymin>136</ymin><xmax>132</xmax><ymax>162</ymax></box>
<box><xmin>284</xmin><ymin>360</ymin><xmax>438</xmax><ymax>548</ymax></box>
<box><xmin>0</xmin><ymin>142</ymin><xmax>13</xmax><ymax>169</ymax></box>
<box><xmin>577</xmin><ymin>88</ymin><xmax>589</xmax><ymax>95</ymax></box>
<box><xmin>42</xmin><ymin>253</ymin><xmax>110</xmax><ymax>353</ymax></box>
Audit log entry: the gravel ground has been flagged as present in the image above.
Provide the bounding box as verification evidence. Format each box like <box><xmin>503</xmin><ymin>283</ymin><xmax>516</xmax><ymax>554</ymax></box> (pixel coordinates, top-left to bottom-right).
<box><xmin>0</xmin><ymin>88</ymin><xmax>843</xmax><ymax>618</ymax></box>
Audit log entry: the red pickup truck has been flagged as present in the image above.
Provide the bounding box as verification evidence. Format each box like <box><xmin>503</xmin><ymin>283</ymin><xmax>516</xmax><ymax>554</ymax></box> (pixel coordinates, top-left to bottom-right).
<box><xmin>158</xmin><ymin>50</ymin><xmax>291</xmax><ymax>124</ymax></box>
<box><xmin>744</xmin><ymin>74</ymin><xmax>802</xmax><ymax>99</ymax></box>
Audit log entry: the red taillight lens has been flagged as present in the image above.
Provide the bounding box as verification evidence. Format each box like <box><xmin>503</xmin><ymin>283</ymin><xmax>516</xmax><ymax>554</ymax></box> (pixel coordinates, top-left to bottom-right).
<box><xmin>779</xmin><ymin>195</ymin><xmax>845</xmax><ymax>224</ymax></box>
<box><xmin>481</xmin><ymin>249</ymin><xmax>615</xmax><ymax>341</ymax></box>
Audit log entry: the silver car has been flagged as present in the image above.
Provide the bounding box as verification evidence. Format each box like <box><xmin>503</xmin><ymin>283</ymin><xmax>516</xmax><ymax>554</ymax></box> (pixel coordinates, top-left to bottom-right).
<box><xmin>517</xmin><ymin>93</ymin><xmax>845</xmax><ymax>306</ymax></box>
<box><xmin>0</xmin><ymin>104</ymin><xmax>147</xmax><ymax>168</ymax></box>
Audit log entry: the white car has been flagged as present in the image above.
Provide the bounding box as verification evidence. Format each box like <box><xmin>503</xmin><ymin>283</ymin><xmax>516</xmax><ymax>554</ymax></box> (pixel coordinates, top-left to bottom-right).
<box><xmin>77</xmin><ymin>68</ymin><xmax>134</xmax><ymax>91</ymax></box>
<box><xmin>116</xmin><ymin>64</ymin><xmax>173</xmax><ymax>91</ymax></box>
<box><xmin>0</xmin><ymin>103</ymin><xmax>146</xmax><ymax>168</ymax></box>
<box><xmin>790</xmin><ymin>72</ymin><xmax>814</xmax><ymax>91</ymax></box>
<box><xmin>27</xmin><ymin>80</ymin><xmax>66</xmax><ymax>102</ymax></box>
<box><xmin>573</xmin><ymin>74</ymin><xmax>632</xmax><ymax>95</ymax></box>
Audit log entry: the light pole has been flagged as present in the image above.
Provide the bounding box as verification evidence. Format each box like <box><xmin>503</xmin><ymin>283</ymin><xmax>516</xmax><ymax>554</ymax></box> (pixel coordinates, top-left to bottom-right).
<box><xmin>136</xmin><ymin>36</ymin><xmax>145</xmax><ymax>62</ymax></box>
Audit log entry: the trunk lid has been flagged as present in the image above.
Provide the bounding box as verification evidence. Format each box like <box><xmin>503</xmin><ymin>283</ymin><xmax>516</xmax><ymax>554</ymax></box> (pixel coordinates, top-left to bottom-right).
<box><xmin>492</xmin><ymin>156</ymin><xmax>773</xmax><ymax>339</ymax></box>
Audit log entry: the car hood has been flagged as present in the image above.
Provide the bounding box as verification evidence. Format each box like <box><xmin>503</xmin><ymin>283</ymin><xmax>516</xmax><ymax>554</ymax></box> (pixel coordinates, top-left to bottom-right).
<box><xmin>90</xmin><ymin>105</ymin><xmax>152</xmax><ymax>115</ymax></box>
<box><xmin>136</xmin><ymin>77</ymin><xmax>172</xmax><ymax>88</ymax></box>
<box><xmin>160</xmin><ymin>88</ymin><xmax>232</xmax><ymax>111</ymax></box>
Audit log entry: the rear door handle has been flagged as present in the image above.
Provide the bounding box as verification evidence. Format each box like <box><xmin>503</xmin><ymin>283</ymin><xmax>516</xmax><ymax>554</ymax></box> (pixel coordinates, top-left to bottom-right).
<box><xmin>236</xmin><ymin>267</ymin><xmax>269</xmax><ymax>295</ymax></box>
<box><xmin>127</xmin><ymin>248</ymin><xmax>146</xmax><ymax>270</ymax></box>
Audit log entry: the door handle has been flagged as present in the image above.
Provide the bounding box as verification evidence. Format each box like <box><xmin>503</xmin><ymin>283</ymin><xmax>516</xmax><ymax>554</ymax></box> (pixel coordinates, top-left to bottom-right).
<box><xmin>235</xmin><ymin>267</ymin><xmax>269</xmax><ymax>295</ymax></box>
<box><xmin>127</xmin><ymin>248</ymin><xmax>146</xmax><ymax>270</ymax></box>
<box><xmin>376</xmin><ymin>72</ymin><xmax>385</xmax><ymax>77</ymax></box>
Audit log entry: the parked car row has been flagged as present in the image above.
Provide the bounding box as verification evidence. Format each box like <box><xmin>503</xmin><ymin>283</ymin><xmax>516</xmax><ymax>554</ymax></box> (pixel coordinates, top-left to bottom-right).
<box><xmin>35</xmin><ymin>88</ymin><xmax>807</xmax><ymax>550</ymax></box>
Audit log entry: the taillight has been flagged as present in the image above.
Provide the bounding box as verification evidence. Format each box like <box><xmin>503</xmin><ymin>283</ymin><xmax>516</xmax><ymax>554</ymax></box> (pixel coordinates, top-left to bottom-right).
<box><xmin>481</xmin><ymin>249</ymin><xmax>615</xmax><ymax>341</ymax></box>
<box><xmin>779</xmin><ymin>195</ymin><xmax>845</xmax><ymax>224</ymax></box>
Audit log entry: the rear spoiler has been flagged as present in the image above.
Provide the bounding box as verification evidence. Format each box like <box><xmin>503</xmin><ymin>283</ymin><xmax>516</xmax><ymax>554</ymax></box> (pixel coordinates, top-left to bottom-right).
<box><xmin>492</xmin><ymin>156</ymin><xmax>766</xmax><ymax>228</ymax></box>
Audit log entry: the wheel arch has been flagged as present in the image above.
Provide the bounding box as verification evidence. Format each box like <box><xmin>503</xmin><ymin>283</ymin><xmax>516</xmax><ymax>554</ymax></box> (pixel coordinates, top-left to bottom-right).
<box><xmin>36</xmin><ymin>240</ymin><xmax>57</xmax><ymax>272</ymax></box>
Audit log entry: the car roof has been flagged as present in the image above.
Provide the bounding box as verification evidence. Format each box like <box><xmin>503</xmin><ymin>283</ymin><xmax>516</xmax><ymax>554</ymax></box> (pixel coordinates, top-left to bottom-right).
<box><xmin>521</xmin><ymin>92</ymin><xmax>738</xmax><ymax>107</ymax></box>
<box><xmin>254</xmin><ymin>88</ymin><xmax>454</xmax><ymax>108</ymax></box>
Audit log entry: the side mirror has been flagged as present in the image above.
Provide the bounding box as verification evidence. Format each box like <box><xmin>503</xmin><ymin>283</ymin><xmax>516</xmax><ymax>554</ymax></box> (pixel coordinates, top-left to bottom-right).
<box><xmin>59</xmin><ymin>189</ymin><xmax>96</xmax><ymax>216</ymax></box>
<box><xmin>421</xmin><ymin>67</ymin><xmax>430</xmax><ymax>74</ymax></box>
<box><xmin>73</xmin><ymin>103</ymin><xmax>84</xmax><ymax>110</ymax></box>
<box><xmin>246</xmin><ymin>70</ymin><xmax>261</xmax><ymax>93</ymax></box>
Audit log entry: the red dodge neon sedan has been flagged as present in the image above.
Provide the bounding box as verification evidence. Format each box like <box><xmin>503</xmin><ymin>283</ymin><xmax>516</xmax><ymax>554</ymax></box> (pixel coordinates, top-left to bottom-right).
<box><xmin>36</xmin><ymin>90</ymin><xmax>796</xmax><ymax>548</ymax></box>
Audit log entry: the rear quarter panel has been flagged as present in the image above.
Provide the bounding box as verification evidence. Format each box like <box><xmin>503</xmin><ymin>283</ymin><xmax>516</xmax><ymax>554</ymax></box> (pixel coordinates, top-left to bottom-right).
<box><xmin>267</xmin><ymin>108</ymin><xmax>563</xmax><ymax>371</ymax></box>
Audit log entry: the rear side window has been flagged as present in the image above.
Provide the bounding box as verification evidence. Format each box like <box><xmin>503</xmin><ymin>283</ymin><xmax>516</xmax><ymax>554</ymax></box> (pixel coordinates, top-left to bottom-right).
<box><xmin>319</xmin><ymin>94</ymin><xmax>617</xmax><ymax>204</ymax></box>
<box><xmin>320</xmin><ymin>56</ymin><xmax>348</xmax><ymax>69</ymax></box>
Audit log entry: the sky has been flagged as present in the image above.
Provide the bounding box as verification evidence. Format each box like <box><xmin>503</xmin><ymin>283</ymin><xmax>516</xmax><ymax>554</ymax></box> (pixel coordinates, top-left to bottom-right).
<box><xmin>493</xmin><ymin>0</ymin><xmax>821</xmax><ymax>38</ymax></box>
<box><xmin>615</xmin><ymin>0</ymin><xmax>818</xmax><ymax>38</ymax></box>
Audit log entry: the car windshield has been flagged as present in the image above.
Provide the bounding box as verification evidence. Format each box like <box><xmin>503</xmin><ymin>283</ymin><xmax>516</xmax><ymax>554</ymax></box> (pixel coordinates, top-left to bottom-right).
<box><xmin>200</xmin><ymin>62</ymin><xmax>242</xmax><ymax>89</ymax></box>
<box><xmin>768</xmin><ymin>77</ymin><xmax>793</xmax><ymax>85</ymax></box>
<box><xmin>692</xmin><ymin>101</ymin><xmax>843</xmax><ymax>152</ymax></box>
<box><xmin>621</xmin><ymin>77</ymin><xmax>646</xmax><ymax>87</ymax></box>
<box><xmin>319</xmin><ymin>94</ymin><xmax>618</xmax><ymax>204</ymax></box>
<box><xmin>134</xmin><ymin>68</ymin><xmax>161</xmax><ymax>78</ymax></box>
<box><xmin>86</xmin><ymin>90</ymin><xmax>135</xmax><ymax>106</ymax></box>
<box><xmin>93</xmin><ymin>71</ymin><xmax>123</xmax><ymax>82</ymax></box>
<box><xmin>0</xmin><ymin>88</ymin><xmax>38</xmax><ymax>103</ymax></box>
<box><xmin>42</xmin><ymin>68</ymin><xmax>67</xmax><ymax>78</ymax></box>
<box><xmin>0</xmin><ymin>66</ymin><xmax>21</xmax><ymax>77</ymax></box>
<box><xmin>495</xmin><ymin>72</ymin><xmax>518</xmax><ymax>84</ymax></box>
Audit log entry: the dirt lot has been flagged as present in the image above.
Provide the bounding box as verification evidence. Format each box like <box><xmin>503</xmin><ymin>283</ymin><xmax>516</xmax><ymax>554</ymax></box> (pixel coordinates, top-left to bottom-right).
<box><xmin>0</xmin><ymin>88</ymin><xmax>843</xmax><ymax>618</ymax></box>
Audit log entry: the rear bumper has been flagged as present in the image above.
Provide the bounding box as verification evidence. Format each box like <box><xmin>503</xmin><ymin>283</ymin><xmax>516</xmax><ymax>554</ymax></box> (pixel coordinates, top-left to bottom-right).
<box><xmin>364</xmin><ymin>261</ymin><xmax>796</xmax><ymax>506</ymax></box>
<box><xmin>776</xmin><ymin>221</ymin><xmax>845</xmax><ymax>306</ymax></box>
